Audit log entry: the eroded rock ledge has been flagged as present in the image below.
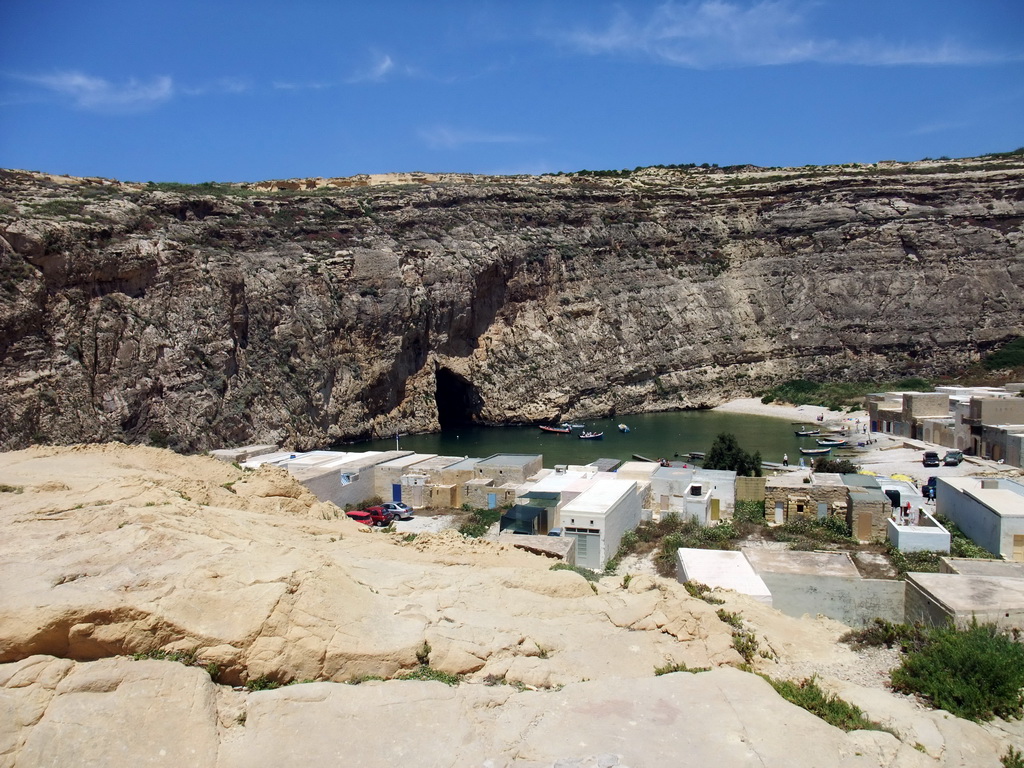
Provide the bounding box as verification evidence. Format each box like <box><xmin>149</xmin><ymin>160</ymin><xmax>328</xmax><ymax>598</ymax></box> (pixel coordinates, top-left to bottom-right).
<box><xmin>1</xmin><ymin>444</ymin><xmax>1018</xmax><ymax>767</ymax></box>
<box><xmin>1</xmin><ymin>157</ymin><xmax>1022</xmax><ymax>450</ymax></box>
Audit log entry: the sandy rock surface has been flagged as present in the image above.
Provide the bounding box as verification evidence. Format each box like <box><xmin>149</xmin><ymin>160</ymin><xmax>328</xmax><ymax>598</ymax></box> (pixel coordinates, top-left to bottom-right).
<box><xmin>1</xmin><ymin>443</ymin><xmax>1021</xmax><ymax>766</ymax></box>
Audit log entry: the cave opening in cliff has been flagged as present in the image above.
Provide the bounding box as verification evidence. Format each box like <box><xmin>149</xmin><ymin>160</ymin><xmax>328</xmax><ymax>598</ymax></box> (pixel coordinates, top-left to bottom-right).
<box><xmin>435</xmin><ymin>368</ymin><xmax>483</xmax><ymax>429</ymax></box>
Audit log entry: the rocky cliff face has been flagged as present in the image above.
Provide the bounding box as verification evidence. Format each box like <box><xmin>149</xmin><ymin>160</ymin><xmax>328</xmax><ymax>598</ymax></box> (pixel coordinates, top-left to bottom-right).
<box><xmin>1</xmin><ymin>157</ymin><xmax>1022</xmax><ymax>451</ymax></box>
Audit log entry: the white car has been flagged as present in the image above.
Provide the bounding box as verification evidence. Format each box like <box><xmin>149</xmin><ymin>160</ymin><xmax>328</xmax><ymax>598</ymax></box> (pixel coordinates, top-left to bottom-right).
<box><xmin>382</xmin><ymin>502</ymin><xmax>414</xmax><ymax>520</ymax></box>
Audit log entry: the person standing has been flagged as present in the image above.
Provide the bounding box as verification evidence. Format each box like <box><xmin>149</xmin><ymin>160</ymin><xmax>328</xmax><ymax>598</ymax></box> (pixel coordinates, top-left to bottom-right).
<box><xmin>783</xmin><ymin>453</ymin><xmax>789</xmax><ymax>466</ymax></box>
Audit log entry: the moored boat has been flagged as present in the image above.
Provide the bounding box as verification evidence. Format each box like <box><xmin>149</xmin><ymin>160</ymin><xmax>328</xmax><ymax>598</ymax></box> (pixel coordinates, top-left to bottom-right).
<box><xmin>539</xmin><ymin>425</ymin><xmax>571</xmax><ymax>434</ymax></box>
<box><xmin>795</xmin><ymin>429</ymin><xmax>821</xmax><ymax>436</ymax></box>
<box><xmin>816</xmin><ymin>439</ymin><xmax>849</xmax><ymax>447</ymax></box>
<box><xmin>799</xmin><ymin>446</ymin><xmax>831</xmax><ymax>455</ymax></box>
<box><xmin>579</xmin><ymin>431</ymin><xmax>604</xmax><ymax>440</ymax></box>
<box><xmin>562</xmin><ymin>423</ymin><xmax>585</xmax><ymax>429</ymax></box>
<box><xmin>618</xmin><ymin>423</ymin><xmax>630</xmax><ymax>433</ymax></box>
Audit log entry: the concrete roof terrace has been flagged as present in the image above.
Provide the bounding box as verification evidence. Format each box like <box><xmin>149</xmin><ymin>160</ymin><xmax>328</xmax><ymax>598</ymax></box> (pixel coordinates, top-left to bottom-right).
<box><xmin>476</xmin><ymin>454</ymin><xmax>542</xmax><ymax>468</ymax></box>
<box><xmin>908</xmin><ymin>572</ymin><xmax>1024</xmax><ymax>616</ymax></box>
<box><xmin>406</xmin><ymin>455</ymin><xmax>466</xmax><ymax>472</ymax></box>
<box><xmin>741</xmin><ymin>548</ymin><xmax>861</xmax><ymax>579</ymax></box>
<box><xmin>377</xmin><ymin>453</ymin><xmax>438</xmax><ymax>470</ymax></box>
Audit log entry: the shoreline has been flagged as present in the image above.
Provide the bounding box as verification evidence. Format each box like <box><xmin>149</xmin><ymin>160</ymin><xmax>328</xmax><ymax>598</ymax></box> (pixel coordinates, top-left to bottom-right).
<box><xmin>712</xmin><ymin>397</ymin><xmax>865</xmax><ymax>424</ymax></box>
<box><xmin>714</xmin><ymin>397</ymin><xmax>1022</xmax><ymax>485</ymax></box>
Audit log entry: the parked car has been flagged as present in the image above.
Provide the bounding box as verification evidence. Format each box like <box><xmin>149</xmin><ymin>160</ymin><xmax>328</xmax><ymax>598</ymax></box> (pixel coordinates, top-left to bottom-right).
<box><xmin>922</xmin><ymin>476</ymin><xmax>937</xmax><ymax>501</ymax></box>
<box><xmin>346</xmin><ymin>506</ymin><xmax>394</xmax><ymax>527</ymax></box>
<box><xmin>381</xmin><ymin>501</ymin><xmax>414</xmax><ymax>520</ymax></box>
<box><xmin>922</xmin><ymin>451</ymin><xmax>941</xmax><ymax>467</ymax></box>
<box><xmin>361</xmin><ymin>506</ymin><xmax>396</xmax><ymax>526</ymax></box>
<box><xmin>943</xmin><ymin>450</ymin><xmax>964</xmax><ymax>466</ymax></box>
<box><xmin>345</xmin><ymin>510</ymin><xmax>374</xmax><ymax>526</ymax></box>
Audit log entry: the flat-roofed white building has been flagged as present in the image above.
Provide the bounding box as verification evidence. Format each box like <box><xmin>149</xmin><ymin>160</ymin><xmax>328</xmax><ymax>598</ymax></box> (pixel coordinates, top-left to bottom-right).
<box><xmin>937</xmin><ymin>476</ymin><xmax>1024</xmax><ymax>560</ymax></box>
<box><xmin>558</xmin><ymin>478</ymin><xmax>641</xmax><ymax>570</ymax></box>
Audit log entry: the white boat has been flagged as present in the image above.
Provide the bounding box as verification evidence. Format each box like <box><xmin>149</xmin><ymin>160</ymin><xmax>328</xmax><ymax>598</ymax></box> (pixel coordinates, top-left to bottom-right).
<box><xmin>618</xmin><ymin>424</ymin><xmax>630</xmax><ymax>433</ymax></box>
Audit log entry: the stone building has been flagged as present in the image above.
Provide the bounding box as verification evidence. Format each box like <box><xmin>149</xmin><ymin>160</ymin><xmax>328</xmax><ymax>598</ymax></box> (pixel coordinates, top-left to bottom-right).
<box><xmin>764</xmin><ymin>471</ymin><xmax>848</xmax><ymax>525</ymax></box>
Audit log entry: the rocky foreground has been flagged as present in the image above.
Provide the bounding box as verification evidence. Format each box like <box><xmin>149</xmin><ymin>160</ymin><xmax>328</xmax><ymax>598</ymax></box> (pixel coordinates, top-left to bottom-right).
<box><xmin>1</xmin><ymin>445</ymin><xmax>1021</xmax><ymax>766</ymax></box>
<box><xmin>1</xmin><ymin>155</ymin><xmax>1023</xmax><ymax>451</ymax></box>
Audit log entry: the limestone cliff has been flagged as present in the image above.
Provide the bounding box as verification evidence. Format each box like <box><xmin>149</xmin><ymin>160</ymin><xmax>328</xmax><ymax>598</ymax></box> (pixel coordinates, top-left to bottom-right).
<box><xmin>1</xmin><ymin>155</ymin><xmax>1022</xmax><ymax>451</ymax></box>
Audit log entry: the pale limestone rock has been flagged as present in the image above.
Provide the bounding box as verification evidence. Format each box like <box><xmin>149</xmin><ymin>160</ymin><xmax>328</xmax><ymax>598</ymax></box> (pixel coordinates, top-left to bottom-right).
<box><xmin>0</xmin><ymin>445</ymin><xmax>1020</xmax><ymax>766</ymax></box>
<box><xmin>2</xmin><ymin>657</ymin><xmax>219</xmax><ymax>768</ymax></box>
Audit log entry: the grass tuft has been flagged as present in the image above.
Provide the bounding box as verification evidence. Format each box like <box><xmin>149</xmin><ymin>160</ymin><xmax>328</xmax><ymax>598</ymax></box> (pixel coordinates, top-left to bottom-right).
<box><xmin>654</xmin><ymin>660</ymin><xmax>711</xmax><ymax>676</ymax></box>
<box><xmin>763</xmin><ymin>675</ymin><xmax>892</xmax><ymax>733</ymax></box>
<box><xmin>398</xmin><ymin>665</ymin><xmax>463</xmax><ymax>686</ymax></box>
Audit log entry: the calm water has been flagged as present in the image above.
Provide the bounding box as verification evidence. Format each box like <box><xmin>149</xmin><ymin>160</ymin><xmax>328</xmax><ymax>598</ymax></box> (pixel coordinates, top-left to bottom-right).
<box><xmin>351</xmin><ymin>410</ymin><xmax>827</xmax><ymax>467</ymax></box>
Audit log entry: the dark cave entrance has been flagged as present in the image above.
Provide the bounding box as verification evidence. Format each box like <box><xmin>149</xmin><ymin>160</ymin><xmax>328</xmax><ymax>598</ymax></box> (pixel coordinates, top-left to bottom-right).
<box><xmin>435</xmin><ymin>368</ymin><xmax>483</xmax><ymax>429</ymax></box>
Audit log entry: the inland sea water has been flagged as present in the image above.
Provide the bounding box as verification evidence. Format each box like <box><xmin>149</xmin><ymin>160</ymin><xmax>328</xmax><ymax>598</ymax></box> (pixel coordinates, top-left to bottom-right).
<box><xmin>351</xmin><ymin>410</ymin><xmax>842</xmax><ymax>467</ymax></box>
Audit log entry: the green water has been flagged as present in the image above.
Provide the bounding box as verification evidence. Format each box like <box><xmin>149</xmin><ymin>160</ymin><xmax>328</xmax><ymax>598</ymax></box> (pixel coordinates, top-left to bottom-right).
<box><xmin>352</xmin><ymin>410</ymin><xmax>835</xmax><ymax>467</ymax></box>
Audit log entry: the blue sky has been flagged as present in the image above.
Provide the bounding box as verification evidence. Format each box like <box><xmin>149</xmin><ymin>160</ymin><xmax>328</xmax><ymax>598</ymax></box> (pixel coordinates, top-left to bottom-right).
<box><xmin>1</xmin><ymin>1</ymin><xmax>1021</xmax><ymax>182</ymax></box>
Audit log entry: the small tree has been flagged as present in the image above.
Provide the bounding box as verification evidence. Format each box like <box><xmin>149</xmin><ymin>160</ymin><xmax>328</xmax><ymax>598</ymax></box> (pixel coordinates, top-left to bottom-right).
<box><xmin>703</xmin><ymin>433</ymin><xmax>762</xmax><ymax>476</ymax></box>
<box><xmin>811</xmin><ymin>457</ymin><xmax>860</xmax><ymax>474</ymax></box>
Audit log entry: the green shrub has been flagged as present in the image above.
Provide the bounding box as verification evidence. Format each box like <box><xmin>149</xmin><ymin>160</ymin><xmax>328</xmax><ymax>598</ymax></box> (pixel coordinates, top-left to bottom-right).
<box><xmin>763</xmin><ymin>675</ymin><xmax>890</xmax><ymax>733</ymax></box>
<box><xmin>458</xmin><ymin>507</ymin><xmax>502</xmax><ymax>538</ymax></box>
<box><xmin>416</xmin><ymin>641</ymin><xmax>431</xmax><ymax>665</ymax></box>
<box><xmin>1003</xmin><ymin>746</ymin><xmax>1024</xmax><ymax>768</ymax></box>
<box><xmin>731</xmin><ymin>630</ymin><xmax>760</xmax><ymax>663</ymax></box>
<box><xmin>131</xmin><ymin>648</ymin><xmax>198</xmax><ymax>665</ymax></box>
<box><xmin>399</xmin><ymin>665</ymin><xmax>463</xmax><ymax>686</ymax></box>
<box><xmin>811</xmin><ymin>457</ymin><xmax>860</xmax><ymax>474</ymax></box>
<box><xmin>890</xmin><ymin>620</ymin><xmax>1024</xmax><ymax>721</ymax></box>
<box><xmin>550</xmin><ymin>562</ymin><xmax>602</xmax><ymax>582</ymax></box>
<box><xmin>346</xmin><ymin>674</ymin><xmax>385</xmax><ymax>685</ymax></box>
<box><xmin>654</xmin><ymin>660</ymin><xmax>711</xmax><ymax>676</ymax></box>
<box><xmin>983</xmin><ymin>337</ymin><xmax>1024</xmax><ymax>370</ymax></box>
<box><xmin>761</xmin><ymin>377</ymin><xmax>934</xmax><ymax>410</ymax></box>
<box><xmin>886</xmin><ymin>544</ymin><xmax>943</xmax><ymax>577</ymax></box>
<box><xmin>683</xmin><ymin>580</ymin><xmax>724</xmax><ymax>605</ymax></box>
<box><xmin>245</xmin><ymin>675</ymin><xmax>281</xmax><ymax>691</ymax></box>
<box><xmin>716</xmin><ymin>609</ymin><xmax>744</xmax><ymax>629</ymax></box>
<box><xmin>936</xmin><ymin>516</ymin><xmax>997</xmax><ymax>559</ymax></box>
<box><xmin>840</xmin><ymin>619</ymin><xmax>929</xmax><ymax>652</ymax></box>
<box><xmin>732</xmin><ymin>500</ymin><xmax>765</xmax><ymax>524</ymax></box>
<box><xmin>775</xmin><ymin>516</ymin><xmax>854</xmax><ymax>545</ymax></box>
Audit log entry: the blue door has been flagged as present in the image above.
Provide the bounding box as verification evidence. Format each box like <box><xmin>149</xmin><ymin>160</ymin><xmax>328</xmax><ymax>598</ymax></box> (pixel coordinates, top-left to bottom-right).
<box><xmin>392</xmin><ymin>484</ymin><xmax>402</xmax><ymax>502</ymax></box>
<box><xmin>487</xmin><ymin>493</ymin><xmax>497</xmax><ymax>509</ymax></box>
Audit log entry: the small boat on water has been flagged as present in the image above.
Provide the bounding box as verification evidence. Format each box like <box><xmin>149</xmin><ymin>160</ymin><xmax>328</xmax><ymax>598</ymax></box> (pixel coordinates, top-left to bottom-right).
<box><xmin>579</xmin><ymin>431</ymin><xmax>604</xmax><ymax>440</ymax></box>
<box><xmin>539</xmin><ymin>425</ymin><xmax>571</xmax><ymax>434</ymax></box>
<box><xmin>816</xmin><ymin>439</ymin><xmax>849</xmax><ymax>447</ymax></box>
<box><xmin>688</xmin><ymin>451</ymin><xmax>706</xmax><ymax>461</ymax></box>
<box><xmin>562</xmin><ymin>423</ymin><xmax>585</xmax><ymax>429</ymax></box>
<box><xmin>795</xmin><ymin>429</ymin><xmax>821</xmax><ymax>436</ymax></box>
<box><xmin>618</xmin><ymin>423</ymin><xmax>630</xmax><ymax>433</ymax></box>
<box><xmin>799</xmin><ymin>446</ymin><xmax>832</xmax><ymax>455</ymax></box>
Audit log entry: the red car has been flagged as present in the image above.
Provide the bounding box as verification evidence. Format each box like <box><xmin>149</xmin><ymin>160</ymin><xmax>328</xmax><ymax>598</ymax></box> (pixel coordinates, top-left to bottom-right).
<box><xmin>347</xmin><ymin>506</ymin><xmax>395</xmax><ymax>527</ymax></box>
<box><xmin>345</xmin><ymin>510</ymin><xmax>374</xmax><ymax>526</ymax></box>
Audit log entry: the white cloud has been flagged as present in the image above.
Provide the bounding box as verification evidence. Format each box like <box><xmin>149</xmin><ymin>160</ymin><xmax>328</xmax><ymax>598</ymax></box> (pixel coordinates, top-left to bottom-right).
<box><xmin>272</xmin><ymin>80</ymin><xmax>333</xmax><ymax>91</ymax></box>
<box><xmin>19</xmin><ymin>71</ymin><xmax>174</xmax><ymax>111</ymax></box>
<box><xmin>419</xmin><ymin>125</ymin><xmax>543</xmax><ymax>150</ymax></box>
<box><xmin>563</xmin><ymin>1</ymin><xmax>1010</xmax><ymax>68</ymax></box>
<box><xmin>348</xmin><ymin>52</ymin><xmax>399</xmax><ymax>83</ymax></box>
<box><xmin>907</xmin><ymin>119</ymin><xmax>974</xmax><ymax>137</ymax></box>
<box><xmin>180</xmin><ymin>77</ymin><xmax>251</xmax><ymax>96</ymax></box>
